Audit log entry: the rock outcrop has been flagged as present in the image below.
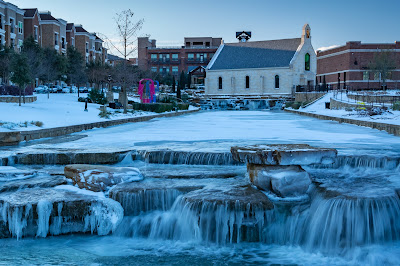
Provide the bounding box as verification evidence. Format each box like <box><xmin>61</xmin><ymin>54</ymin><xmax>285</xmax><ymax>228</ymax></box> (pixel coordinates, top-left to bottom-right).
<box><xmin>64</xmin><ymin>164</ymin><xmax>143</xmax><ymax>192</ymax></box>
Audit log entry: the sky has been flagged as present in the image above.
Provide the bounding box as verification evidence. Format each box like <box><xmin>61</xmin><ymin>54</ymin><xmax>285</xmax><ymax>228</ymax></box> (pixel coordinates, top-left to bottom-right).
<box><xmin>10</xmin><ymin>0</ymin><xmax>400</xmax><ymax>55</ymax></box>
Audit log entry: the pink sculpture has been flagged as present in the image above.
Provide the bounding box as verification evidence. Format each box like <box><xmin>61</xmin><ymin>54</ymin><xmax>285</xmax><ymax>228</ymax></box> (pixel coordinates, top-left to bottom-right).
<box><xmin>138</xmin><ymin>79</ymin><xmax>156</xmax><ymax>103</ymax></box>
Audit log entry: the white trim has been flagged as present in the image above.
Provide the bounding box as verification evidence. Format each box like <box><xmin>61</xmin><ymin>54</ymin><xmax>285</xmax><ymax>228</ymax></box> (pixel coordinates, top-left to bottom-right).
<box><xmin>206</xmin><ymin>43</ymin><xmax>224</xmax><ymax>69</ymax></box>
<box><xmin>318</xmin><ymin>49</ymin><xmax>400</xmax><ymax>60</ymax></box>
<box><xmin>40</xmin><ymin>21</ymin><xmax>61</xmax><ymax>26</ymax></box>
<box><xmin>317</xmin><ymin>69</ymin><xmax>400</xmax><ymax>76</ymax></box>
<box><xmin>325</xmin><ymin>80</ymin><xmax>400</xmax><ymax>85</ymax></box>
<box><xmin>75</xmin><ymin>32</ymin><xmax>91</xmax><ymax>37</ymax></box>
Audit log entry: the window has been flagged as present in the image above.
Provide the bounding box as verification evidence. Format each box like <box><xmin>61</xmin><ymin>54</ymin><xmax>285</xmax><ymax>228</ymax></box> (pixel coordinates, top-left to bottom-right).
<box><xmin>363</xmin><ymin>71</ymin><xmax>369</xmax><ymax>81</ymax></box>
<box><xmin>10</xmin><ymin>38</ymin><xmax>14</xmax><ymax>48</ymax></box>
<box><xmin>61</xmin><ymin>37</ymin><xmax>66</xmax><ymax>49</ymax></box>
<box><xmin>305</xmin><ymin>53</ymin><xmax>310</xmax><ymax>71</ymax></box>
<box><xmin>85</xmin><ymin>42</ymin><xmax>89</xmax><ymax>53</ymax></box>
<box><xmin>151</xmin><ymin>67</ymin><xmax>157</xmax><ymax>72</ymax></box>
<box><xmin>245</xmin><ymin>76</ymin><xmax>250</xmax><ymax>89</ymax></box>
<box><xmin>161</xmin><ymin>54</ymin><xmax>169</xmax><ymax>62</ymax></box>
<box><xmin>275</xmin><ymin>75</ymin><xmax>280</xmax><ymax>89</ymax></box>
<box><xmin>172</xmin><ymin>54</ymin><xmax>179</xmax><ymax>61</ymax></box>
<box><xmin>218</xmin><ymin>77</ymin><xmax>222</xmax><ymax>90</ymax></box>
<box><xmin>9</xmin><ymin>18</ymin><xmax>14</xmax><ymax>33</ymax></box>
<box><xmin>71</xmin><ymin>37</ymin><xmax>75</xmax><ymax>47</ymax></box>
<box><xmin>55</xmin><ymin>33</ymin><xmax>59</xmax><ymax>46</ymax></box>
<box><xmin>197</xmin><ymin>53</ymin><xmax>205</xmax><ymax>62</ymax></box>
<box><xmin>188</xmin><ymin>53</ymin><xmax>194</xmax><ymax>61</ymax></box>
<box><xmin>374</xmin><ymin>72</ymin><xmax>380</xmax><ymax>80</ymax></box>
<box><xmin>34</xmin><ymin>26</ymin><xmax>38</xmax><ymax>41</ymax></box>
<box><xmin>18</xmin><ymin>39</ymin><xmax>23</xmax><ymax>52</ymax></box>
<box><xmin>172</xmin><ymin>66</ymin><xmax>179</xmax><ymax>74</ymax></box>
<box><xmin>18</xmin><ymin>21</ymin><xmax>23</xmax><ymax>34</ymax></box>
<box><xmin>151</xmin><ymin>54</ymin><xmax>158</xmax><ymax>61</ymax></box>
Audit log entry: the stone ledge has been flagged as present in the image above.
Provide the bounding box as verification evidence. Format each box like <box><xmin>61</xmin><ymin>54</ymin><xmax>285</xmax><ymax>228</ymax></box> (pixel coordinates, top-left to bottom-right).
<box><xmin>0</xmin><ymin>109</ymin><xmax>200</xmax><ymax>146</ymax></box>
<box><xmin>0</xmin><ymin>96</ymin><xmax>37</xmax><ymax>103</ymax></box>
<box><xmin>284</xmin><ymin>108</ymin><xmax>400</xmax><ymax>137</ymax></box>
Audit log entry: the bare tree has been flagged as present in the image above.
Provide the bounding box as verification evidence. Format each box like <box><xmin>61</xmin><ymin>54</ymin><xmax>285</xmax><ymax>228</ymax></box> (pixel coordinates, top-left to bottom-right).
<box><xmin>102</xmin><ymin>9</ymin><xmax>144</xmax><ymax>113</ymax></box>
<box><xmin>369</xmin><ymin>50</ymin><xmax>397</xmax><ymax>90</ymax></box>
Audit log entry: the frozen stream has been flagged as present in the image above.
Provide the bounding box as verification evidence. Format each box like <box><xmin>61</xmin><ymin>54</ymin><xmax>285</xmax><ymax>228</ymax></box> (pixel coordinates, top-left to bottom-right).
<box><xmin>1</xmin><ymin>110</ymin><xmax>400</xmax><ymax>265</ymax></box>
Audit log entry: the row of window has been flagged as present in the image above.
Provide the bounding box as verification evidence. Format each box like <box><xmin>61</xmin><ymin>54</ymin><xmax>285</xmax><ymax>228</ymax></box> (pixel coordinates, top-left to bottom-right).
<box><xmin>363</xmin><ymin>71</ymin><xmax>393</xmax><ymax>80</ymax></box>
<box><xmin>150</xmin><ymin>53</ymin><xmax>214</xmax><ymax>61</ymax></box>
<box><xmin>218</xmin><ymin>75</ymin><xmax>281</xmax><ymax>90</ymax></box>
<box><xmin>151</xmin><ymin>66</ymin><xmax>180</xmax><ymax>74</ymax></box>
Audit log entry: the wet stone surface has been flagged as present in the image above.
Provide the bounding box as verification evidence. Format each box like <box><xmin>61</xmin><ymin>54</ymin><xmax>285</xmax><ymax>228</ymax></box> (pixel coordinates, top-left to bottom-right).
<box><xmin>231</xmin><ymin>144</ymin><xmax>337</xmax><ymax>165</ymax></box>
<box><xmin>64</xmin><ymin>164</ymin><xmax>143</xmax><ymax>192</ymax></box>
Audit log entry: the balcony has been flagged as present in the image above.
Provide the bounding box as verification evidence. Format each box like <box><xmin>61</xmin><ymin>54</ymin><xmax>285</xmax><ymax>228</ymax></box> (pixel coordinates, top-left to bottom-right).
<box><xmin>149</xmin><ymin>59</ymin><xmax>181</xmax><ymax>65</ymax></box>
<box><xmin>186</xmin><ymin>59</ymin><xmax>210</xmax><ymax>64</ymax></box>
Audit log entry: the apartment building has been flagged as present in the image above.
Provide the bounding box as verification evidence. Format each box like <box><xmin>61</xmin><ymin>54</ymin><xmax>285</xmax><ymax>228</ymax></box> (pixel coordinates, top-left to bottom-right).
<box><xmin>0</xmin><ymin>0</ymin><xmax>24</xmax><ymax>51</ymax></box>
<box><xmin>138</xmin><ymin>36</ymin><xmax>222</xmax><ymax>77</ymax></box>
<box><xmin>66</xmin><ymin>23</ymin><xmax>75</xmax><ymax>48</ymax></box>
<box><xmin>23</xmin><ymin>8</ymin><xmax>41</xmax><ymax>44</ymax></box>
<box><xmin>75</xmin><ymin>24</ymin><xmax>91</xmax><ymax>63</ymax></box>
<box><xmin>38</xmin><ymin>11</ymin><xmax>63</xmax><ymax>53</ymax></box>
<box><xmin>317</xmin><ymin>41</ymin><xmax>400</xmax><ymax>90</ymax></box>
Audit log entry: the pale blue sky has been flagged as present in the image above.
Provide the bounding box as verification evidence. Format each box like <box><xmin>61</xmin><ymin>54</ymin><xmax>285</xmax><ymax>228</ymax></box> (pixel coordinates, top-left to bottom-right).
<box><xmin>11</xmin><ymin>0</ymin><xmax>400</xmax><ymax>53</ymax></box>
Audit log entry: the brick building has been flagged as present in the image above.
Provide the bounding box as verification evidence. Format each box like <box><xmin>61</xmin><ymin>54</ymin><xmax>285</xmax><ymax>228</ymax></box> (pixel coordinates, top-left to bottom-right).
<box><xmin>39</xmin><ymin>11</ymin><xmax>64</xmax><ymax>53</ymax></box>
<box><xmin>317</xmin><ymin>41</ymin><xmax>400</xmax><ymax>90</ymax></box>
<box><xmin>0</xmin><ymin>0</ymin><xmax>24</xmax><ymax>51</ymax></box>
<box><xmin>66</xmin><ymin>23</ymin><xmax>75</xmax><ymax>48</ymax></box>
<box><xmin>23</xmin><ymin>8</ymin><xmax>41</xmax><ymax>44</ymax></box>
<box><xmin>138</xmin><ymin>36</ymin><xmax>222</xmax><ymax>78</ymax></box>
<box><xmin>74</xmin><ymin>24</ymin><xmax>90</xmax><ymax>63</ymax></box>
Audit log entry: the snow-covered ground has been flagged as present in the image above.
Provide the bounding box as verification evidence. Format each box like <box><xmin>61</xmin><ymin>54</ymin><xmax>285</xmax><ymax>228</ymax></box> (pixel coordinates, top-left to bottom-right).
<box><xmin>0</xmin><ymin>93</ymin><xmax>156</xmax><ymax>132</ymax></box>
<box><xmin>297</xmin><ymin>92</ymin><xmax>400</xmax><ymax>125</ymax></box>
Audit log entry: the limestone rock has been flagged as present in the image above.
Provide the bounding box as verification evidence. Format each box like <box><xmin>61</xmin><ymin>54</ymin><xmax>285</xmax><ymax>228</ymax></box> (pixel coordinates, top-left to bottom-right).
<box><xmin>231</xmin><ymin>144</ymin><xmax>337</xmax><ymax>165</ymax></box>
<box><xmin>183</xmin><ymin>184</ymin><xmax>274</xmax><ymax>211</ymax></box>
<box><xmin>64</xmin><ymin>164</ymin><xmax>143</xmax><ymax>192</ymax></box>
<box><xmin>0</xmin><ymin>186</ymin><xmax>123</xmax><ymax>239</ymax></box>
<box><xmin>269</xmin><ymin>165</ymin><xmax>311</xmax><ymax>197</ymax></box>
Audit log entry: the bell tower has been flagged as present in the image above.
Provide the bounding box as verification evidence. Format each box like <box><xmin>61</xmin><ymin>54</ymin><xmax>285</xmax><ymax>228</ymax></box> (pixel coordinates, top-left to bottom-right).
<box><xmin>302</xmin><ymin>24</ymin><xmax>311</xmax><ymax>43</ymax></box>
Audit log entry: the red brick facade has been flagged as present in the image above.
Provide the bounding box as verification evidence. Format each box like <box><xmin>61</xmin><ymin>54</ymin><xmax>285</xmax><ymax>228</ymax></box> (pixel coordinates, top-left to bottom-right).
<box><xmin>138</xmin><ymin>37</ymin><xmax>222</xmax><ymax>77</ymax></box>
<box><xmin>317</xmin><ymin>41</ymin><xmax>400</xmax><ymax>90</ymax></box>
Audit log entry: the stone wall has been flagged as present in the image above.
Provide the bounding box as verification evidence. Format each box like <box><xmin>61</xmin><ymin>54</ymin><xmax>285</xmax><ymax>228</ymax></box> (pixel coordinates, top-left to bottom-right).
<box><xmin>347</xmin><ymin>94</ymin><xmax>400</xmax><ymax>104</ymax></box>
<box><xmin>0</xmin><ymin>109</ymin><xmax>200</xmax><ymax>146</ymax></box>
<box><xmin>295</xmin><ymin>92</ymin><xmax>326</xmax><ymax>103</ymax></box>
<box><xmin>0</xmin><ymin>96</ymin><xmax>37</xmax><ymax>103</ymax></box>
<box><xmin>284</xmin><ymin>108</ymin><xmax>400</xmax><ymax>136</ymax></box>
<box><xmin>329</xmin><ymin>98</ymin><xmax>360</xmax><ymax>109</ymax></box>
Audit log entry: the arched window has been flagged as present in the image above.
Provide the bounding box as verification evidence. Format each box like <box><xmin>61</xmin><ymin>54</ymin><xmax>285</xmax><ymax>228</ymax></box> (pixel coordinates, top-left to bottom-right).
<box><xmin>305</xmin><ymin>53</ymin><xmax>310</xmax><ymax>71</ymax></box>
<box><xmin>218</xmin><ymin>77</ymin><xmax>222</xmax><ymax>90</ymax></box>
<box><xmin>275</xmin><ymin>75</ymin><xmax>279</xmax><ymax>89</ymax></box>
<box><xmin>245</xmin><ymin>76</ymin><xmax>250</xmax><ymax>89</ymax></box>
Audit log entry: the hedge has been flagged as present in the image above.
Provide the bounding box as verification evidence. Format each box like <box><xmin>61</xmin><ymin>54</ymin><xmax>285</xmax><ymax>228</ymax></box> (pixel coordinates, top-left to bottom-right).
<box><xmin>129</xmin><ymin>102</ymin><xmax>189</xmax><ymax>113</ymax></box>
<box><xmin>0</xmin><ymin>85</ymin><xmax>34</xmax><ymax>96</ymax></box>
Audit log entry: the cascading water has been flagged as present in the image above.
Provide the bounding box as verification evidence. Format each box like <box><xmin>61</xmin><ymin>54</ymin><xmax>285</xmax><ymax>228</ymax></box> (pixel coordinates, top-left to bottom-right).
<box><xmin>139</xmin><ymin>150</ymin><xmax>239</xmax><ymax>165</ymax></box>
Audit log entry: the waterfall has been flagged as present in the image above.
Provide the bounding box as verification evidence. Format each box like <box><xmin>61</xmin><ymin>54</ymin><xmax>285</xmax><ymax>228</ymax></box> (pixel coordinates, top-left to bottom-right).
<box><xmin>264</xmin><ymin>193</ymin><xmax>400</xmax><ymax>255</ymax></box>
<box><xmin>110</xmin><ymin>189</ymin><xmax>184</xmax><ymax>216</ymax></box>
<box><xmin>116</xmin><ymin>195</ymin><xmax>270</xmax><ymax>244</ymax></box>
<box><xmin>312</xmin><ymin>155</ymin><xmax>400</xmax><ymax>170</ymax></box>
<box><xmin>139</xmin><ymin>151</ymin><xmax>239</xmax><ymax>165</ymax></box>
